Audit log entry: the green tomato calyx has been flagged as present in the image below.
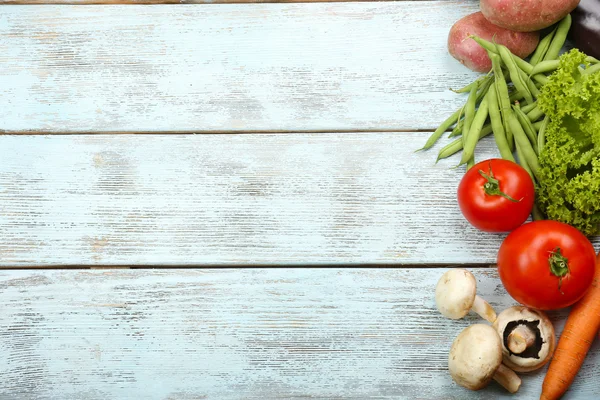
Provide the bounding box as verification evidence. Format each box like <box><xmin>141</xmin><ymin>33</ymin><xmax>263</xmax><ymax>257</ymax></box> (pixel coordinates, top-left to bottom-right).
<box><xmin>478</xmin><ymin>165</ymin><xmax>521</xmax><ymax>203</ymax></box>
<box><xmin>548</xmin><ymin>247</ymin><xmax>570</xmax><ymax>291</ymax></box>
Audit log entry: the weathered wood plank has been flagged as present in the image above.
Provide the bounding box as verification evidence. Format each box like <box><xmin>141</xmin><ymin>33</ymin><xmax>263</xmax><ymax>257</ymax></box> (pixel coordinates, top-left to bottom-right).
<box><xmin>1</xmin><ymin>134</ymin><xmax>597</xmax><ymax>267</ymax></box>
<box><xmin>0</xmin><ymin>133</ymin><xmax>499</xmax><ymax>266</ymax></box>
<box><xmin>0</xmin><ymin>2</ymin><xmax>479</xmax><ymax>133</ymax></box>
<box><xmin>1</xmin><ymin>0</ymin><xmax>441</xmax><ymax>4</ymax></box>
<box><xmin>0</xmin><ymin>268</ymin><xmax>598</xmax><ymax>399</ymax></box>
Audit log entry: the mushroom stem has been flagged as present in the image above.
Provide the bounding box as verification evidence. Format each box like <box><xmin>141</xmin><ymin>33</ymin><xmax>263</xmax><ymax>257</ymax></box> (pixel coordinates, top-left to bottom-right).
<box><xmin>507</xmin><ymin>325</ymin><xmax>536</xmax><ymax>354</ymax></box>
<box><xmin>471</xmin><ymin>295</ymin><xmax>497</xmax><ymax>322</ymax></box>
<box><xmin>493</xmin><ymin>363</ymin><xmax>522</xmax><ymax>393</ymax></box>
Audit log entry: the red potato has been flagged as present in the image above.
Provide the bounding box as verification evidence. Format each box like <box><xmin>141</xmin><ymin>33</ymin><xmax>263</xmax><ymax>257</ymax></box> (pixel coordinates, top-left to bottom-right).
<box><xmin>448</xmin><ymin>12</ymin><xmax>539</xmax><ymax>72</ymax></box>
<box><xmin>481</xmin><ymin>0</ymin><xmax>580</xmax><ymax>32</ymax></box>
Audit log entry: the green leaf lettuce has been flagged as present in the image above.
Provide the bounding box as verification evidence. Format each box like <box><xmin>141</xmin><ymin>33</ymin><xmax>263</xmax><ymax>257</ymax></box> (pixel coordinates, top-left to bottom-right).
<box><xmin>537</xmin><ymin>49</ymin><xmax>600</xmax><ymax>236</ymax></box>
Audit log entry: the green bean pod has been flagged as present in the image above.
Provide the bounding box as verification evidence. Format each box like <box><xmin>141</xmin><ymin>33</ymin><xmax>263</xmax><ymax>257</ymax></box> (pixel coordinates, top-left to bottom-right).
<box><xmin>587</xmin><ymin>56</ymin><xmax>600</xmax><ymax>64</ymax></box>
<box><xmin>449</xmin><ymin>116</ymin><xmax>464</xmax><ymax>137</ymax></box>
<box><xmin>520</xmin><ymin>101</ymin><xmax>538</xmax><ymax>114</ymax></box>
<box><xmin>515</xmin><ymin>141</ymin><xmax>534</xmax><ymax>181</ymax></box>
<box><xmin>487</xmin><ymin>85</ymin><xmax>515</xmax><ymax>162</ymax></box>
<box><xmin>532</xmin><ymin>203</ymin><xmax>545</xmax><ymax>221</ymax></box>
<box><xmin>508</xmin><ymin>109</ymin><xmax>540</xmax><ymax>180</ymax></box>
<box><xmin>436</xmin><ymin>124</ymin><xmax>493</xmax><ymax>162</ymax></box>
<box><xmin>420</xmin><ymin>107</ymin><xmax>463</xmax><ymax>150</ymax></box>
<box><xmin>526</xmin><ymin>105</ymin><xmax>544</xmax><ymax>123</ymax></box>
<box><xmin>529</xmin><ymin>27</ymin><xmax>557</xmax><ymax>66</ymax></box>
<box><xmin>498</xmin><ymin>45</ymin><xmax>533</xmax><ymax>104</ymax></box>
<box><xmin>518</xmin><ymin>68</ymin><xmax>540</xmax><ymax>99</ymax></box>
<box><xmin>513</xmin><ymin>104</ymin><xmax>539</xmax><ymax>154</ymax></box>
<box><xmin>472</xmin><ymin>35</ymin><xmax>537</xmax><ymax>76</ymax></box>
<box><xmin>461</xmin><ymin>84</ymin><xmax>478</xmax><ymax>167</ymax></box>
<box><xmin>490</xmin><ymin>52</ymin><xmax>514</xmax><ymax>150</ymax></box>
<box><xmin>460</xmin><ymin>96</ymin><xmax>490</xmax><ymax>167</ymax></box>
<box><xmin>584</xmin><ymin>63</ymin><xmax>600</xmax><ymax>75</ymax></box>
<box><xmin>451</xmin><ymin>74</ymin><xmax>491</xmax><ymax>93</ymax></box>
<box><xmin>537</xmin><ymin>115</ymin><xmax>549</xmax><ymax>154</ymax></box>
<box><xmin>544</xmin><ymin>14</ymin><xmax>571</xmax><ymax>61</ymax></box>
<box><xmin>530</xmin><ymin>60</ymin><xmax>560</xmax><ymax>76</ymax></box>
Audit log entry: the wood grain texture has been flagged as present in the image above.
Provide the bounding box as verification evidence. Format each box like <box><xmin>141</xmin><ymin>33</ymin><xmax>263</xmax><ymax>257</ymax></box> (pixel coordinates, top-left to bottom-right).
<box><xmin>1</xmin><ymin>134</ymin><xmax>597</xmax><ymax>267</ymax></box>
<box><xmin>1</xmin><ymin>268</ymin><xmax>598</xmax><ymax>399</ymax></box>
<box><xmin>1</xmin><ymin>0</ymin><xmax>436</xmax><ymax>4</ymax></box>
<box><xmin>0</xmin><ymin>2</ymin><xmax>480</xmax><ymax>133</ymax></box>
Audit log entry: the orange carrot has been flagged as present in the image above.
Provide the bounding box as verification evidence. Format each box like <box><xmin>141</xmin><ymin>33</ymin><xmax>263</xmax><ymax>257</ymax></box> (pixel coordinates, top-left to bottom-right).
<box><xmin>540</xmin><ymin>251</ymin><xmax>600</xmax><ymax>400</ymax></box>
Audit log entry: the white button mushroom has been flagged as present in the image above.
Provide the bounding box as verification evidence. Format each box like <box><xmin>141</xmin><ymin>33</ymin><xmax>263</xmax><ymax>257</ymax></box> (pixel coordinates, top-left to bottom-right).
<box><xmin>449</xmin><ymin>324</ymin><xmax>522</xmax><ymax>393</ymax></box>
<box><xmin>492</xmin><ymin>306</ymin><xmax>556</xmax><ymax>372</ymax></box>
<box><xmin>435</xmin><ymin>269</ymin><xmax>497</xmax><ymax>322</ymax></box>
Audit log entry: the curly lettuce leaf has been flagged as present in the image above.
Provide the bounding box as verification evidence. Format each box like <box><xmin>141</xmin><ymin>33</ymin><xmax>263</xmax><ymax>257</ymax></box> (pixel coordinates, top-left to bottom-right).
<box><xmin>536</xmin><ymin>49</ymin><xmax>600</xmax><ymax>236</ymax></box>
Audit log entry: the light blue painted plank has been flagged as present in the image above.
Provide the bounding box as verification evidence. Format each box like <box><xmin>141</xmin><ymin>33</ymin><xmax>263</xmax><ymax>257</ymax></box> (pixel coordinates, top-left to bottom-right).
<box><xmin>1</xmin><ymin>133</ymin><xmax>598</xmax><ymax>266</ymax></box>
<box><xmin>0</xmin><ymin>268</ymin><xmax>598</xmax><ymax>399</ymax></box>
<box><xmin>0</xmin><ymin>2</ymin><xmax>480</xmax><ymax>132</ymax></box>
<box><xmin>0</xmin><ymin>133</ymin><xmax>519</xmax><ymax>266</ymax></box>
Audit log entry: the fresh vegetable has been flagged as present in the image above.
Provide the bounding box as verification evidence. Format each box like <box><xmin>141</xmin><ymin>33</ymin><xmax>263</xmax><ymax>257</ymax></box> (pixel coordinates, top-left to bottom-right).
<box><xmin>480</xmin><ymin>0</ymin><xmax>580</xmax><ymax>32</ymax></box>
<box><xmin>435</xmin><ymin>268</ymin><xmax>497</xmax><ymax>322</ymax></box>
<box><xmin>447</xmin><ymin>12</ymin><xmax>539</xmax><ymax>72</ymax></box>
<box><xmin>492</xmin><ymin>306</ymin><xmax>555</xmax><ymax>372</ymax></box>
<box><xmin>457</xmin><ymin>159</ymin><xmax>534</xmax><ymax>232</ymax></box>
<box><xmin>497</xmin><ymin>220</ymin><xmax>597</xmax><ymax>310</ymax></box>
<box><xmin>422</xmin><ymin>22</ymin><xmax>570</xmax><ymax>166</ymax></box>
<box><xmin>570</xmin><ymin>0</ymin><xmax>600</xmax><ymax>59</ymax></box>
<box><xmin>535</xmin><ymin>49</ymin><xmax>600</xmax><ymax>235</ymax></box>
<box><xmin>540</xmin><ymin>251</ymin><xmax>600</xmax><ymax>400</ymax></box>
<box><xmin>449</xmin><ymin>324</ymin><xmax>521</xmax><ymax>393</ymax></box>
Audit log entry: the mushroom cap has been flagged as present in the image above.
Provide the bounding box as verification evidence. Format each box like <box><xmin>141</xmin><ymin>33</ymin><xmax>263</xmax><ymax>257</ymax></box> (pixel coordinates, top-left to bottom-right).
<box><xmin>493</xmin><ymin>306</ymin><xmax>556</xmax><ymax>372</ymax></box>
<box><xmin>449</xmin><ymin>324</ymin><xmax>503</xmax><ymax>390</ymax></box>
<box><xmin>435</xmin><ymin>269</ymin><xmax>477</xmax><ymax>319</ymax></box>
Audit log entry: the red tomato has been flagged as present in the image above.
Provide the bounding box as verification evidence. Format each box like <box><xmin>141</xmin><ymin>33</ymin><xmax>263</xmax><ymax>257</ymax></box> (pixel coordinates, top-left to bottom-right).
<box><xmin>457</xmin><ymin>159</ymin><xmax>534</xmax><ymax>232</ymax></box>
<box><xmin>497</xmin><ymin>220</ymin><xmax>597</xmax><ymax>310</ymax></box>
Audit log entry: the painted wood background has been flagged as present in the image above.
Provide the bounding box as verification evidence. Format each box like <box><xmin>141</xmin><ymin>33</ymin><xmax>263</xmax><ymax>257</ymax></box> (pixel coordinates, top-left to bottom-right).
<box><xmin>0</xmin><ymin>133</ymin><xmax>530</xmax><ymax>267</ymax></box>
<box><xmin>1</xmin><ymin>268</ymin><xmax>599</xmax><ymax>399</ymax></box>
<box><xmin>0</xmin><ymin>3</ymin><xmax>480</xmax><ymax>133</ymax></box>
<box><xmin>2</xmin><ymin>1</ymin><xmax>600</xmax><ymax>399</ymax></box>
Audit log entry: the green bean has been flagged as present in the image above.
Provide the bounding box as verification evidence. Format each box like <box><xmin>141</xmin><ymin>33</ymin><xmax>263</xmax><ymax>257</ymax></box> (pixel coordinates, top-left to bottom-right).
<box><xmin>544</xmin><ymin>15</ymin><xmax>571</xmax><ymax>61</ymax></box>
<box><xmin>487</xmin><ymin>85</ymin><xmax>515</xmax><ymax>162</ymax></box>
<box><xmin>449</xmin><ymin>116</ymin><xmax>464</xmax><ymax>137</ymax></box>
<box><xmin>461</xmin><ymin>84</ymin><xmax>478</xmax><ymax>167</ymax></box>
<box><xmin>451</xmin><ymin>74</ymin><xmax>490</xmax><ymax>93</ymax></box>
<box><xmin>533</xmin><ymin>120</ymin><xmax>543</xmax><ymax>131</ymax></box>
<box><xmin>499</xmin><ymin>44</ymin><xmax>533</xmax><ymax>104</ymax></box>
<box><xmin>513</xmin><ymin>104</ymin><xmax>539</xmax><ymax>154</ymax></box>
<box><xmin>532</xmin><ymin>73</ymin><xmax>548</xmax><ymax>86</ymax></box>
<box><xmin>436</xmin><ymin>124</ymin><xmax>493</xmax><ymax>162</ymax></box>
<box><xmin>529</xmin><ymin>27</ymin><xmax>557</xmax><ymax>66</ymax></box>
<box><xmin>445</xmin><ymin>75</ymin><xmax>495</xmax><ymax>140</ymax></box>
<box><xmin>419</xmin><ymin>107</ymin><xmax>463</xmax><ymax>150</ymax></box>
<box><xmin>518</xmin><ymin>68</ymin><xmax>540</xmax><ymax>99</ymax></box>
<box><xmin>491</xmin><ymin>52</ymin><xmax>514</xmax><ymax>150</ymax></box>
<box><xmin>508</xmin><ymin>109</ymin><xmax>540</xmax><ymax>180</ymax></box>
<box><xmin>526</xmin><ymin>105</ymin><xmax>544</xmax><ymax>122</ymax></box>
<box><xmin>538</xmin><ymin>115</ymin><xmax>549</xmax><ymax>154</ymax></box>
<box><xmin>460</xmin><ymin>96</ymin><xmax>490</xmax><ymax>167</ymax></box>
<box><xmin>530</xmin><ymin>60</ymin><xmax>560</xmax><ymax>76</ymax></box>
<box><xmin>587</xmin><ymin>56</ymin><xmax>600</xmax><ymax>64</ymax></box>
<box><xmin>516</xmin><ymin>141</ymin><xmax>534</xmax><ymax>181</ymax></box>
<box><xmin>472</xmin><ymin>35</ymin><xmax>537</xmax><ymax>76</ymax></box>
<box><xmin>532</xmin><ymin>203</ymin><xmax>545</xmax><ymax>221</ymax></box>
<box><xmin>470</xmin><ymin>35</ymin><xmax>497</xmax><ymax>54</ymax></box>
<box><xmin>584</xmin><ymin>63</ymin><xmax>600</xmax><ymax>75</ymax></box>
<box><xmin>520</xmin><ymin>101</ymin><xmax>538</xmax><ymax>114</ymax></box>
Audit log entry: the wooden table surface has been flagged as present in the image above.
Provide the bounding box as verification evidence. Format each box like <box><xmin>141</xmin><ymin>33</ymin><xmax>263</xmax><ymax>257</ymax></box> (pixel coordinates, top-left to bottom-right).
<box><xmin>1</xmin><ymin>1</ymin><xmax>599</xmax><ymax>399</ymax></box>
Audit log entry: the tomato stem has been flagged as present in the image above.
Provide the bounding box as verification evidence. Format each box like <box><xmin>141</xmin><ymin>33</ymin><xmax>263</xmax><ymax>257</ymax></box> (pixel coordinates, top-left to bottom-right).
<box><xmin>478</xmin><ymin>165</ymin><xmax>521</xmax><ymax>203</ymax></box>
<box><xmin>548</xmin><ymin>247</ymin><xmax>569</xmax><ymax>291</ymax></box>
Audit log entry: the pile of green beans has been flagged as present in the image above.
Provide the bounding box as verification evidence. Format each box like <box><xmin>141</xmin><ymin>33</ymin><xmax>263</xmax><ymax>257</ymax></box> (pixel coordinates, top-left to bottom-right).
<box><xmin>420</xmin><ymin>15</ymin><xmax>599</xmax><ymax>184</ymax></box>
